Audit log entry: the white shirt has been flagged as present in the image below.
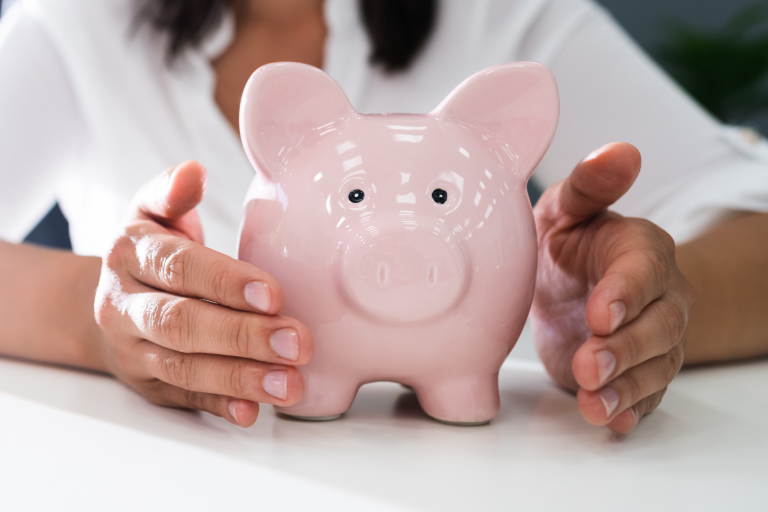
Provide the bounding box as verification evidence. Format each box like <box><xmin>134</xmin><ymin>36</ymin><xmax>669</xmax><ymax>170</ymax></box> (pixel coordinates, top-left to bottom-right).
<box><xmin>1</xmin><ymin>0</ymin><xmax>767</xmax><ymax>258</ymax></box>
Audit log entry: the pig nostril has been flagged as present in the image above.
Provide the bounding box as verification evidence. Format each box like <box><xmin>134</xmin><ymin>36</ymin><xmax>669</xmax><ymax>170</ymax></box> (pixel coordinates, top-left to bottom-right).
<box><xmin>377</xmin><ymin>262</ymin><xmax>390</xmax><ymax>286</ymax></box>
<box><xmin>426</xmin><ymin>262</ymin><xmax>438</xmax><ymax>288</ymax></box>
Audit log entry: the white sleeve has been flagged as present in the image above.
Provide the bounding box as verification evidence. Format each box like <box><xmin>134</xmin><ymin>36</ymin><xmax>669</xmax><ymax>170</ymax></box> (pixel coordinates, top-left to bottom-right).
<box><xmin>0</xmin><ymin>3</ymin><xmax>86</xmax><ymax>242</ymax></box>
<box><xmin>527</xmin><ymin>0</ymin><xmax>768</xmax><ymax>243</ymax></box>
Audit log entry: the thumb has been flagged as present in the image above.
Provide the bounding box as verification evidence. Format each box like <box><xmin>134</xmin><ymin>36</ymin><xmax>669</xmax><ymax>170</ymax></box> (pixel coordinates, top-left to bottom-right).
<box><xmin>131</xmin><ymin>161</ymin><xmax>208</xmax><ymax>243</ymax></box>
<box><xmin>537</xmin><ymin>143</ymin><xmax>641</xmax><ymax>230</ymax></box>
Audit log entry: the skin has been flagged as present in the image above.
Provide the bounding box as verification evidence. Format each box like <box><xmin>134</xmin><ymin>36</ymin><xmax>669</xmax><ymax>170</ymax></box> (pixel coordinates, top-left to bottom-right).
<box><xmin>532</xmin><ymin>144</ymin><xmax>695</xmax><ymax>433</ymax></box>
<box><xmin>1</xmin><ymin>0</ymin><xmax>767</xmax><ymax>432</ymax></box>
<box><xmin>213</xmin><ymin>0</ymin><xmax>326</xmax><ymax>131</ymax></box>
<box><xmin>93</xmin><ymin>163</ymin><xmax>314</xmax><ymax>426</ymax></box>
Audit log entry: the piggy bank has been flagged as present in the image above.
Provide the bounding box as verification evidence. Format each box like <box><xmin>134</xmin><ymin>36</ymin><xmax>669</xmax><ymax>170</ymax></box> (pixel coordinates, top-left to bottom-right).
<box><xmin>238</xmin><ymin>62</ymin><xmax>559</xmax><ymax>425</ymax></box>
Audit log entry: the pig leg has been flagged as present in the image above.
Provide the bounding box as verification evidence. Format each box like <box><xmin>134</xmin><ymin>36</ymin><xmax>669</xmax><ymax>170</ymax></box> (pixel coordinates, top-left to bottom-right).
<box><xmin>274</xmin><ymin>375</ymin><xmax>360</xmax><ymax>421</ymax></box>
<box><xmin>413</xmin><ymin>373</ymin><xmax>500</xmax><ymax>426</ymax></box>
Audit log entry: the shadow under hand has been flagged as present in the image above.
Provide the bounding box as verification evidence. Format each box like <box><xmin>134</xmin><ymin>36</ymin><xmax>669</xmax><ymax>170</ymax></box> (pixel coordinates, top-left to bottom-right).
<box><xmin>1</xmin><ymin>355</ymin><xmax>765</xmax><ymax>511</ymax></box>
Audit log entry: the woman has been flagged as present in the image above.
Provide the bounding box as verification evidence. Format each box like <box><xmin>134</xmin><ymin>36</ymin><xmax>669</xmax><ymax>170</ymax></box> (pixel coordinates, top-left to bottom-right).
<box><xmin>0</xmin><ymin>0</ymin><xmax>766</xmax><ymax>433</ymax></box>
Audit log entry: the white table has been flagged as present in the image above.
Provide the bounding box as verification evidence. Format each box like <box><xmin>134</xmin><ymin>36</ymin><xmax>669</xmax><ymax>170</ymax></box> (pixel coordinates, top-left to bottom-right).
<box><xmin>1</xmin><ymin>326</ymin><xmax>766</xmax><ymax>512</ymax></box>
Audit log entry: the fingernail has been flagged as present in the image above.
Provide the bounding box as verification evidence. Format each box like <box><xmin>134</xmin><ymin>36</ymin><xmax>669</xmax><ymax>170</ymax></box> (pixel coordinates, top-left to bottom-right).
<box><xmin>263</xmin><ymin>370</ymin><xmax>288</xmax><ymax>400</ymax></box>
<box><xmin>245</xmin><ymin>281</ymin><xmax>271</xmax><ymax>313</ymax></box>
<box><xmin>228</xmin><ymin>400</ymin><xmax>240</xmax><ymax>424</ymax></box>
<box><xmin>270</xmin><ymin>328</ymin><xmax>299</xmax><ymax>361</ymax></box>
<box><xmin>595</xmin><ymin>350</ymin><xmax>616</xmax><ymax>385</ymax></box>
<box><xmin>598</xmin><ymin>386</ymin><xmax>619</xmax><ymax>418</ymax></box>
<box><xmin>609</xmin><ymin>301</ymin><xmax>626</xmax><ymax>333</ymax></box>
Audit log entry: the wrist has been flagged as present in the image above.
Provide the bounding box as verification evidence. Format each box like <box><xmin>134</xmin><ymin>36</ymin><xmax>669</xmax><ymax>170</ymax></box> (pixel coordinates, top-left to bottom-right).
<box><xmin>58</xmin><ymin>253</ymin><xmax>112</xmax><ymax>374</ymax></box>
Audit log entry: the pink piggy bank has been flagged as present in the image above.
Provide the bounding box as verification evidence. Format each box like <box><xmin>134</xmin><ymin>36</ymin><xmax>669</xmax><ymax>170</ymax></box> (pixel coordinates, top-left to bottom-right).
<box><xmin>238</xmin><ymin>62</ymin><xmax>559</xmax><ymax>425</ymax></box>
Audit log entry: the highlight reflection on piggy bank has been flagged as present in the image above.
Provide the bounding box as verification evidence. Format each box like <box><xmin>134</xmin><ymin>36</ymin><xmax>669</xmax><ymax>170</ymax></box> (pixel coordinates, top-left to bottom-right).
<box><xmin>238</xmin><ymin>62</ymin><xmax>559</xmax><ymax>425</ymax></box>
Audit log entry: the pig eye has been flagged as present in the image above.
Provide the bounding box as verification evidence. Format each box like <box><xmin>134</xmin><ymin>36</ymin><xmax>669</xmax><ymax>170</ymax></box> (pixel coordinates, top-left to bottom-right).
<box><xmin>348</xmin><ymin>189</ymin><xmax>365</xmax><ymax>203</ymax></box>
<box><xmin>432</xmin><ymin>188</ymin><xmax>448</xmax><ymax>204</ymax></box>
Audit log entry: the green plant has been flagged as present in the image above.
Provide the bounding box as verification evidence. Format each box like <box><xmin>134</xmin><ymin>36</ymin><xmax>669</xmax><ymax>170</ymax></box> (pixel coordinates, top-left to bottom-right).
<box><xmin>655</xmin><ymin>3</ymin><xmax>768</xmax><ymax>124</ymax></box>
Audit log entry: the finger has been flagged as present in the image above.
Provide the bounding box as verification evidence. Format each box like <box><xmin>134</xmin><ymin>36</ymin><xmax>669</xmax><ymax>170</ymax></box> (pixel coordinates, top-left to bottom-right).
<box><xmin>118</xmin><ymin>230</ymin><xmax>286</xmax><ymax>315</ymax></box>
<box><xmin>606</xmin><ymin>389</ymin><xmax>666</xmax><ymax>434</ymax></box>
<box><xmin>130</xmin><ymin>161</ymin><xmax>208</xmax><ymax>243</ymax></box>
<box><xmin>144</xmin><ymin>380</ymin><xmax>260</xmax><ymax>428</ymax></box>
<box><xmin>121</xmin><ymin>289</ymin><xmax>311</xmax><ymax>364</ymax></box>
<box><xmin>536</xmin><ymin>143</ymin><xmax>641</xmax><ymax>230</ymax></box>
<box><xmin>559</xmin><ymin>143</ymin><xmax>641</xmax><ymax>221</ymax></box>
<box><xmin>140</xmin><ymin>341</ymin><xmax>305</xmax><ymax>406</ymax></box>
<box><xmin>586</xmin><ymin>219</ymin><xmax>677</xmax><ymax>336</ymax></box>
<box><xmin>576</xmin><ymin>345</ymin><xmax>682</xmax><ymax>426</ymax></box>
<box><xmin>133</xmin><ymin>161</ymin><xmax>207</xmax><ymax>221</ymax></box>
<box><xmin>574</xmin><ymin>298</ymin><xmax>688</xmax><ymax>391</ymax></box>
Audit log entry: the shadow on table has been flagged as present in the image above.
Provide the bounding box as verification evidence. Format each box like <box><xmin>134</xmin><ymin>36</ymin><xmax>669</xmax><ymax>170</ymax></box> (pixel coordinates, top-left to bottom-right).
<box><xmin>0</xmin><ymin>356</ymin><xmax>764</xmax><ymax>510</ymax></box>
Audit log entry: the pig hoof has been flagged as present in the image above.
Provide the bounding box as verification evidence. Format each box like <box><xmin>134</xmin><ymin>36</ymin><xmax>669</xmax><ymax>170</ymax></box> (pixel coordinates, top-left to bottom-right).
<box><xmin>400</xmin><ymin>384</ymin><xmax>415</xmax><ymax>392</ymax></box>
<box><xmin>282</xmin><ymin>413</ymin><xmax>343</xmax><ymax>422</ymax></box>
<box><xmin>431</xmin><ymin>417</ymin><xmax>491</xmax><ymax>427</ymax></box>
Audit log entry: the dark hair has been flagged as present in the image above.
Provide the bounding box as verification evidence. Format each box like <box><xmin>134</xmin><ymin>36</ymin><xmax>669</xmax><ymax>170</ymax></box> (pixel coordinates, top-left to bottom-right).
<box><xmin>360</xmin><ymin>0</ymin><xmax>437</xmax><ymax>72</ymax></box>
<box><xmin>139</xmin><ymin>0</ymin><xmax>437</xmax><ymax>72</ymax></box>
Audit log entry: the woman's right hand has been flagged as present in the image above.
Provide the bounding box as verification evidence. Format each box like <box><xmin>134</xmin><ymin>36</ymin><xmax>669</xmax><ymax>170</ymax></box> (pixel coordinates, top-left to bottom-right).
<box><xmin>93</xmin><ymin>161</ymin><xmax>313</xmax><ymax>427</ymax></box>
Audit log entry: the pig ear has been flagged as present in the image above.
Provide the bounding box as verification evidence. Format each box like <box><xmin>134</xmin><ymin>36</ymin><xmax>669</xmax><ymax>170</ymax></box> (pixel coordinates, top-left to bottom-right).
<box><xmin>434</xmin><ymin>62</ymin><xmax>559</xmax><ymax>180</ymax></box>
<box><xmin>239</xmin><ymin>62</ymin><xmax>355</xmax><ymax>179</ymax></box>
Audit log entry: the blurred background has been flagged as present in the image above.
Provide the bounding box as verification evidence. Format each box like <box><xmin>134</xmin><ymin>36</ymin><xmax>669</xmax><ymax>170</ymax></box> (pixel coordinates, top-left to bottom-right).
<box><xmin>601</xmin><ymin>0</ymin><xmax>768</xmax><ymax>131</ymax></box>
<box><xmin>3</xmin><ymin>0</ymin><xmax>768</xmax><ymax>248</ymax></box>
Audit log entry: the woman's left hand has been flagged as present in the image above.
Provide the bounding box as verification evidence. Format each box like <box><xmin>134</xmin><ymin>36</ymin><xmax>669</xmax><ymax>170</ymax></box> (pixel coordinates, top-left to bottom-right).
<box><xmin>531</xmin><ymin>142</ymin><xmax>696</xmax><ymax>434</ymax></box>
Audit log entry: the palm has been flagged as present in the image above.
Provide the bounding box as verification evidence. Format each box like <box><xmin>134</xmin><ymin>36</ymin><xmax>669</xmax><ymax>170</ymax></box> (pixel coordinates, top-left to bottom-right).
<box><xmin>531</xmin><ymin>211</ymin><xmax>616</xmax><ymax>390</ymax></box>
<box><xmin>525</xmin><ymin>143</ymin><xmax>693</xmax><ymax>434</ymax></box>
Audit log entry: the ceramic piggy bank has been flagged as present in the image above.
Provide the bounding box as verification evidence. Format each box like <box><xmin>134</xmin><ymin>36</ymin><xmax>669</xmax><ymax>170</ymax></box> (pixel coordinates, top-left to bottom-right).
<box><xmin>238</xmin><ymin>62</ymin><xmax>559</xmax><ymax>425</ymax></box>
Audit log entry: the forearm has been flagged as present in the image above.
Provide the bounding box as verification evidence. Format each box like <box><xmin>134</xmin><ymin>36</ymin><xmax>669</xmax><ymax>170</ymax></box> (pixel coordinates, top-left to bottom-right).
<box><xmin>677</xmin><ymin>212</ymin><xmax>768</xmax><ymax>365</ymax></box>
<box><xmin>0</xmin><ymin>240</ymin><xmax>106</xmax><ymax>372</ymax></box>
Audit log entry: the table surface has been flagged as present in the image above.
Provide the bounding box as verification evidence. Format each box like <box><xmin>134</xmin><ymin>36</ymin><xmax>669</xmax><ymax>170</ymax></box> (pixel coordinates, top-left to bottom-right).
<box><xmin>1</xmin><ymin>326</ymin><xmax>766</xmax><ymax>512</ymax></box>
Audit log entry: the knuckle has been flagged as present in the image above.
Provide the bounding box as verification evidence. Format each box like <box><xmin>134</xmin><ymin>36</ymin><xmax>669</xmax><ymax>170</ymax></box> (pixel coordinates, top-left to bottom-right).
<box><xmin>651</xmin><ymin>222</ymin><xmax>676</xmax><ymax>252</ymax></box>
<box><xmin>227</xmin><ymin>313</ymin><xmax>256</xmax><ymax>358</ymax></box>
<box><xmin>639</xmin><ymin>248</ymin><xmax>668</xmax><ymax>293</ymax></box>
<box><xmin>628</xmin><ymin>220</ymin><xmax>674</xmax><ymax>274</ymax></box>
<box><xmin>626</xmin><ymin>218</ymin><xmax>656</xmax><ymax>242</ymax></box>
<box><xmin>655</xmin><ymin>300</ymin><xmax>687</xmax><ymax>346</ymax></box>
<box><xmin>632</xmin><ymin>389</ymin><xmax>666</xmax><ymax>423</ymax></box>
<box><xmin>637</xmin><ymin>218</ymin><xmax>674</xmax><ymax>251</ymax></box>
<box><xmin>183</xmin><ymin>390</ymin><xmax>207</xmax><ymax>411</ymax></box>
<box><xmin>162</xmin><ymin>351</ymin><xmax>193</xmax><ymax>389</ymax></box>
<box><xmin>618</xmin><ymin>326</ymin><xmax>644</xmax><ymax>366</ymax></box>
<box><xmin>208</xmin><ymin>266</ymin><xmax>232</xmax><ymax>306</ymax></box>
<box><xmin>645</xmin><ymin>388</ymin><xmax>667</xmax><ymax>416</ymax></box>
<box><xmin>644</xmin><ymin>354</ymin><xmax>677</xmax><ymax>396</ymax></box>
<box><xmin>667</xmin><ymin>345</ymin><xmax>685</xmax><ymax>377</ymax></box>
<box><xmin>152</xmin><ymin>299</ymin><xmax>186</xmax><ymax>349</ymax></box>
<box><xmin>103</xmin><ymin>233</ymin><xmax>131</xmax><ymax>270</ymax></box>
<box><xmin>93</xmin><ymin>293</ymin><xmax>116</xmax><ymax>330</ymax></box>
<box><xmin>632</xmin><ymin>401</ymin><xmax>648</xmax><ymax>422</ymax></box>
<box><xmin>157</xmin><ymin>243</ymin><xmax>193</xmax><ymax>291</ymax></box>
<box><xmin>227</xmin><ymin>361</ymin><xmax>252</xmax><ymax>398</ymax></box>
<box><xmin>621</xmin><ymin>369</ymin><xmax>645</xmax><ymax>405</ymax></box>
<box><xmin>94</xmin><ymin>274</ymin><xmax>128</xmax><ymax>331</ymax></box>
<box><xmin>659</xmin><ymin>229</ymin><xmax>676</xmax><ymax>253</ymax></box>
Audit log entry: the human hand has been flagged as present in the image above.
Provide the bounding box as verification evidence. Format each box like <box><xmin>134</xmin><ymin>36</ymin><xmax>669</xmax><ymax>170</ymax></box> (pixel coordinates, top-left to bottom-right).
<box><xmin>531</xmin><ymin>143</ymin><xmax>696</xmax><ymax>434</ymax></box>
<box><xmin>94</xmin><ymin>161</ymin><xmax>313</xmax><ymax>427</ymax></box>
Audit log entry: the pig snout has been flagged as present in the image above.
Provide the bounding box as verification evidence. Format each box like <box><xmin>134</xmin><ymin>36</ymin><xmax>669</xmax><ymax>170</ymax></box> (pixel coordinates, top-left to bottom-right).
<box><xmin>341</xmin><ymin>231</ymin><xmax>468</xmax><ymax>323</ymax></box>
